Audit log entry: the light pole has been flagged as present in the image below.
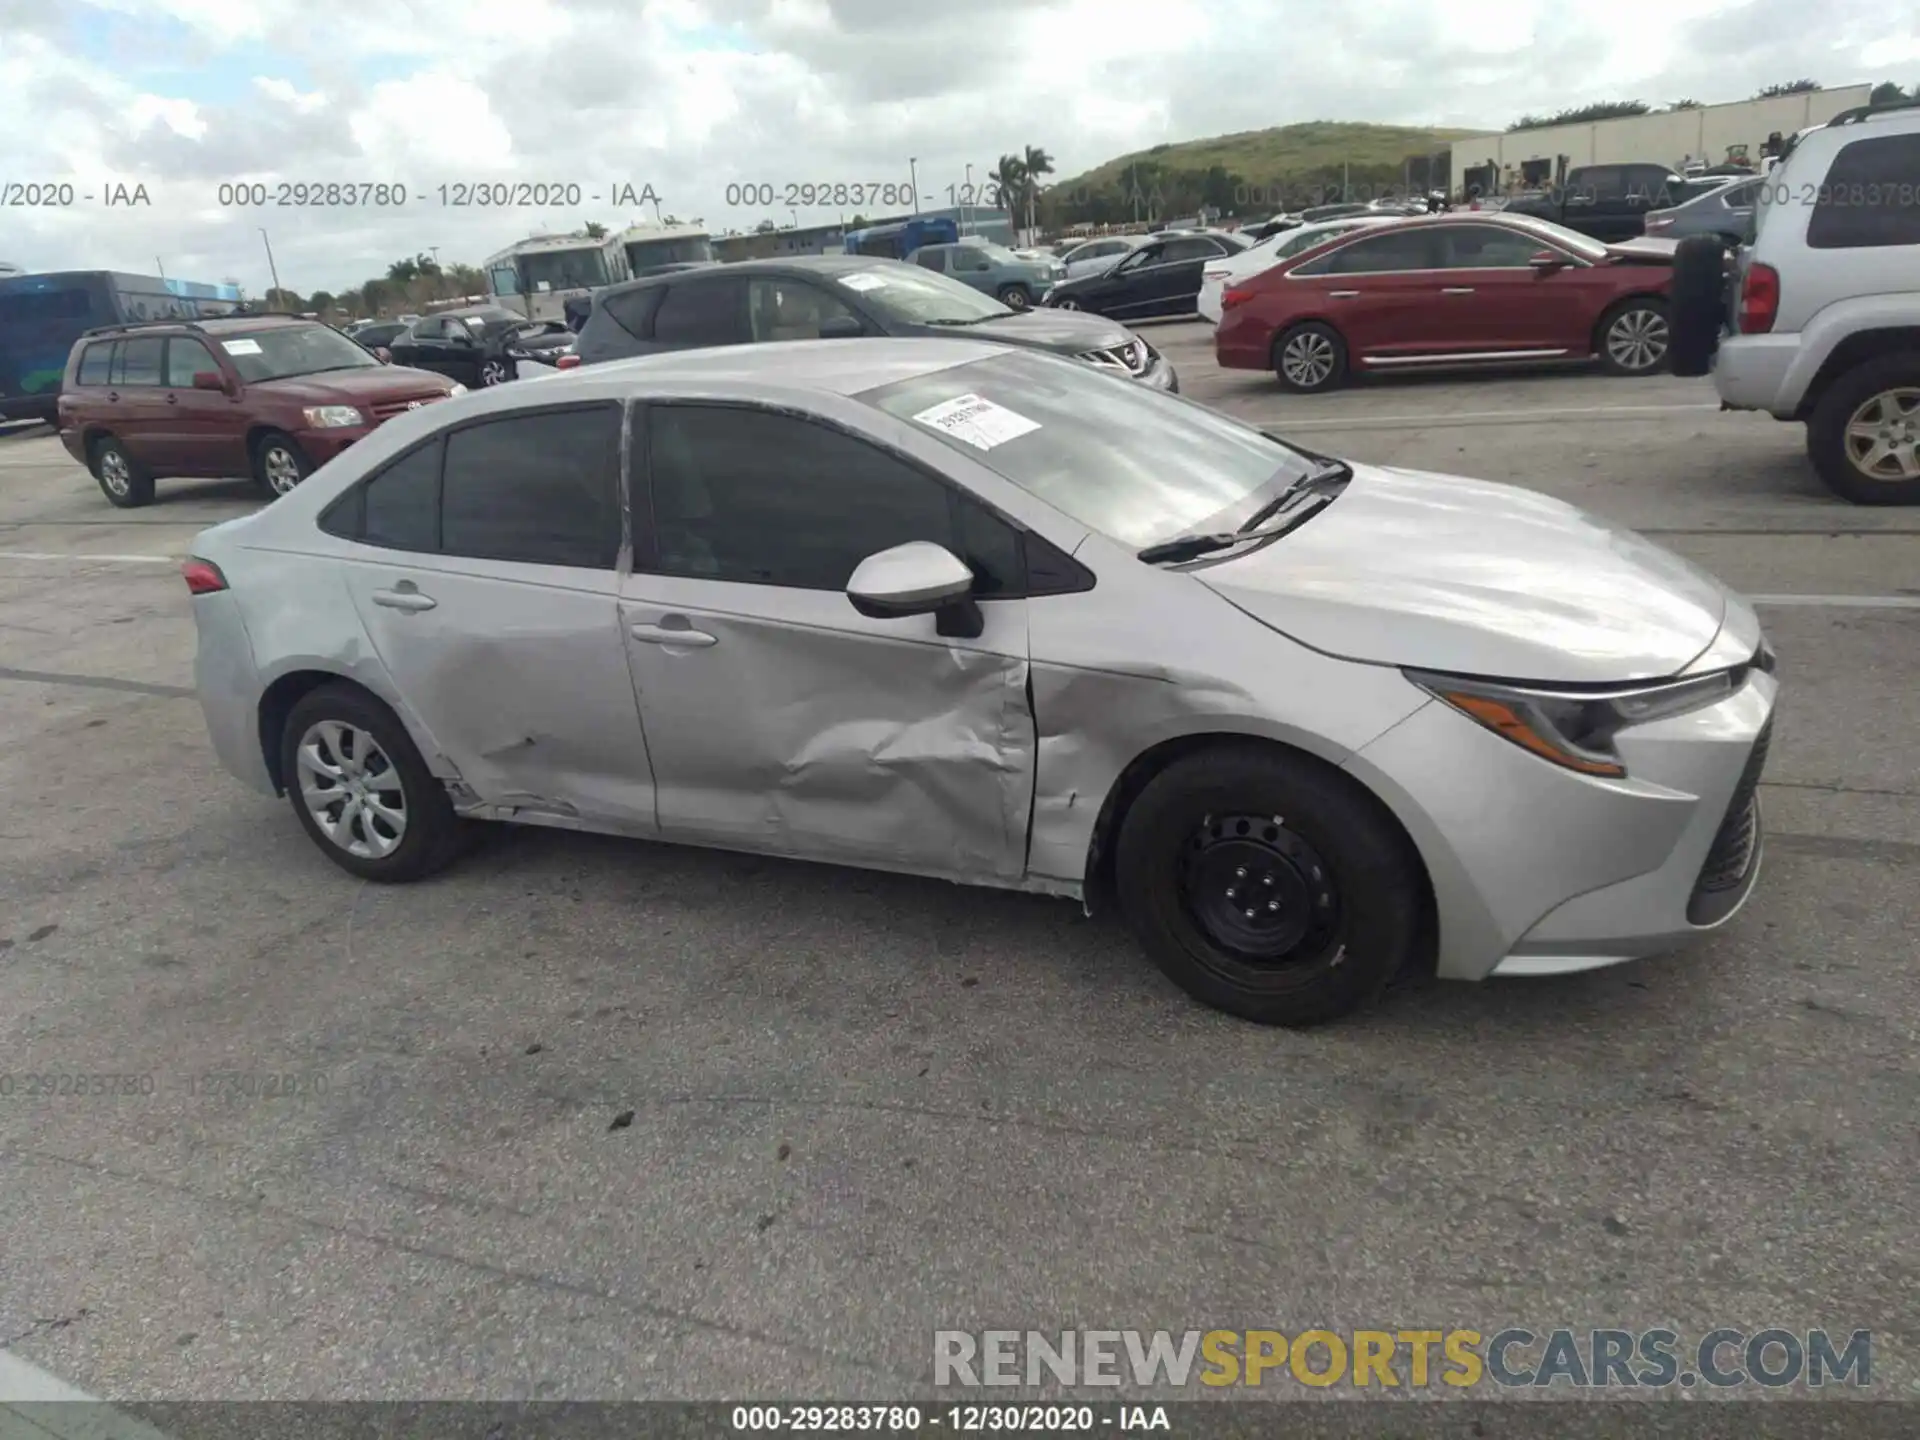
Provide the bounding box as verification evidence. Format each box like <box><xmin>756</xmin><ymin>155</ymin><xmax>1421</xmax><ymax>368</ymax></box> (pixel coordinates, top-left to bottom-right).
<box><xmin>963</xmin><ymin>162</ymin><xmax>973</xmax><ymax>237</ymax></box>
<box><xmin>908</xmin><ymin>157</ymin><xmax>919</xmax><ymax>217</ymax></box>
<box><xmin>259</xmin><ymin>228</ymin><xmax>282</xmax><ymax>305</ymax></box>
<box><xmin>155</xmin><ymin>257</ymin><xmax>166</xmax><ymax>281</ymax></box>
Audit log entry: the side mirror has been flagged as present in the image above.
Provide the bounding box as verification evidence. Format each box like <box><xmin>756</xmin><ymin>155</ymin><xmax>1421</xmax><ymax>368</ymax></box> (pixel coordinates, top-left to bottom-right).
<box><xmin>846</xmin><ymin>541</ymin><xmax>981</xmax><ymax>636</ymax></box>
<box><xmin>1528</xmin><ymin>250</ymin><xmax>1568</xmax><ymax>274</ymax></box>
<box><xmin>374</xmin><ymin>347</ymin><xmax>392</xmax><ymax>363</ymax></box>
<box><xmin>191</xmin><ymin>370</ymin><xmax>226</xmax><ymax>391</ymax></box>
<box><xmin>818</xmin><ymin>315</ymin><xmax>864</xmax><ymax>339</ymax></box>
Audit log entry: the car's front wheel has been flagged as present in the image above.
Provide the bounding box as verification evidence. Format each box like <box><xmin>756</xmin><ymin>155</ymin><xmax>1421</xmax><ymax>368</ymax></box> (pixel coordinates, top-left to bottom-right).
<box><xmin>1114</xmin><ymin>744</ymin><xmax>1422</xmax><ymax>1027</ymax></box>
<box><xmin>1597</xmin><ymin>297</ymin><xmax>1671</xmax><ymax>376</ymax></box>
<box><xmin>1807</xmin><ymin>356</ymin><xmax>1920</xmax><ymax>505</ymax></box>
<box><xmin>1052</xmin><ymin>296</ymin><xmax>1086</xmax><ymax>312</ymax></box>
<box><xmin>1273</xmin><ymin>321</ymin><xmax>1348</xmax><ymax>393</ymax></box>
<box><xmin>280</xmin><ymin>682</ymin><xmax>465</xmax><ymax>881</ymax></box>
<box><xmin>996</xmin><ymin>284</ymin><xmax>1032</xmax><ymax>311</ymax></box>
<box><xmin>253</xmin><ymin>431</ymin><xmax>312</xmax><ymax>498</ymax></box>
<box><xmin>90</xmin><ymin>434</ymin><xmax>155</xmax><ymax>508</ymax></box>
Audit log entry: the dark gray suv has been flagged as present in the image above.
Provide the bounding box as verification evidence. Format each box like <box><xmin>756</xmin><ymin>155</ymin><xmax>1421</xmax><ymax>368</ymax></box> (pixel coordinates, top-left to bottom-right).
<box><xmin>573</xmin><ymin>256</ymin><xmax>1177</xmax><ymax>390</ymax></box>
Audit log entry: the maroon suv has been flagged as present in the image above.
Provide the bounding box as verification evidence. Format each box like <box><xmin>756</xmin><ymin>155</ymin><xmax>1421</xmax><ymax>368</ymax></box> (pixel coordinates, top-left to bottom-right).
<box><xmin>56</xmin><ymin>315</ymin><xmax>461</xmax><ymax>508</ymax></box>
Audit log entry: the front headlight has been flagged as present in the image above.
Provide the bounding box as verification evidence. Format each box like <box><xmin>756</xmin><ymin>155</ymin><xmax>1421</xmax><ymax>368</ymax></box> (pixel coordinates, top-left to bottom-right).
<box><xmin>302</xmin><ymin>405</ymin><xmax>363</xmax><ymax>428</ymax></box>
<box><xmin>1404</xmin><ymin>667</ymin><xmax>1744</xmax><ymax>778</ymax></box>
<box><xmin>447</xmin><ymin>383</ymin><xmax>467</xmax><ymax>396</ymax></box>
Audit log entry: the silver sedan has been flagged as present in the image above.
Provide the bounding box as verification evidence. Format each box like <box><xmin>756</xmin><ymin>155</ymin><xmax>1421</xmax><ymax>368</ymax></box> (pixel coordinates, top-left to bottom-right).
<box><xmin>185</xmin><ymin>339</ymin><xmax>1778</xmax><ymax>1027</ymax></box>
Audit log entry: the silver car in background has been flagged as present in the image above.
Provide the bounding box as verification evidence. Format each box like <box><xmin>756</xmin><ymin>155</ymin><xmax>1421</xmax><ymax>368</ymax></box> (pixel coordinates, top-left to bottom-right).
<box><xmin>185</xmin><ymin>340</ymin><xmax>1777</xmax><ymax>1027</ymax></box>
<box><xmin>1645</xmin><ymin>175</ymin><xmax>1762</xmax><ymax>243</ymax></box>
<box><xmin>1056</xmin><ymin>234</ymin><xmax>1148</xmax><ymax>279</ymax></box>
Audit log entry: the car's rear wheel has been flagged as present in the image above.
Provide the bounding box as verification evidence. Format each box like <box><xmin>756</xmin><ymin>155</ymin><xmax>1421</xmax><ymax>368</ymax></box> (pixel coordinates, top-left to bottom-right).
<box><xmin>1667</xmin><ymin>234</ymin><xmax>1730</xmax><ymax>377</ymax></box>
<box><xmin>89</xmin><ymin>435</ymin><xmax>154</xmax><ymax>508</ymax></box>
<box><xmin>479</xmin><ymin>357</ymin><xmax>512</xmax><ymax>386</ymax></box>
<box><xmin>253</xmin><ymin>431</ymin><xmax>312</xmax><ymax>498</ymax></box>
<box><xmin>1597</xmin><ymin>297</ymin><xmax>1671</xmax><ymax>375</ymax></box>
<box><xmin>280</xmin><ymin>683</ymin><xmax>465</xmax><ymax>882</ymax></box>
<box><xmin>1114</xmin><ymin>744</ymin><xmax>1421</xmax><ymax>1027</ymax></box>
<box><xmin>1272</xmin><ymin>322</ymin><xmax>1348</xmax><ymax>393</ymax></box>
<box><xmin>1806</xmin><ymin>357</ymin><xmax>1920</xmax><ymax>506</ymax></box>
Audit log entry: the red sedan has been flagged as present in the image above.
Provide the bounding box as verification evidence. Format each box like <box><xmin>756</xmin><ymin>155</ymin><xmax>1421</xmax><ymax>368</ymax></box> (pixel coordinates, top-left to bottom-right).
<box><xmin>1215</xmin><ymin>213</ymin><xmax>1679</xmax><ymax>392</ymax></box>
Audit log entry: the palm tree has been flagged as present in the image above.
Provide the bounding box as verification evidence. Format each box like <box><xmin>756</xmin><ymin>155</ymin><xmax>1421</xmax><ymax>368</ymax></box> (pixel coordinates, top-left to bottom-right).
<box><xmin>1020</xmin><ymin>145</ymin><xmax>1054</xmax><ymax>237</ymax></box>
<box><xmin>584</xmin><ymin>221</ymin><xmax>608</xmax><ymax>239</ymax></box>
<box><xmin>991</xmin><ymin>154</ymin><xmax>1026</xmax><ymax>215</ymax></box>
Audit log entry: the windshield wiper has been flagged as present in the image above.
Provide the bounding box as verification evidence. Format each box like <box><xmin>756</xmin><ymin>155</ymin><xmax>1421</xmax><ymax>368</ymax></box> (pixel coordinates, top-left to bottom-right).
<box><xmin>1235</xmin><ymin>459</ymin><xmax>1352</xmax><ymax>530</ymax></box>
<box><xmin>1136</xmin><ymin>491</ymin><xmax>1339</xmax><ymax>565</ymax></box>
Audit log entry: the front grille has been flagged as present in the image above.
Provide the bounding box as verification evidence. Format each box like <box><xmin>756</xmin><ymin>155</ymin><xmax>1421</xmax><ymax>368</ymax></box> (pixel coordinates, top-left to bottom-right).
<box><xmin>1076</xmin><ymin>339</ymin><xmax>1151</xmax><ymax>377</ymax></box>
<box><xmin>370</xmin><ymin>394</ymin><xmax>447</xmax><ymax>422</ymax></box>
<box><xmin>1687</xmin><ymin>718</ymin><xmax>1771</xmax><ymax>923</ymax></box>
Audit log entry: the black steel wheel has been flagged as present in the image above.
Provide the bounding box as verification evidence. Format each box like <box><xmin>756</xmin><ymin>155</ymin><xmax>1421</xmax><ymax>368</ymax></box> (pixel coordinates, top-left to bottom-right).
<box><xmin>1178</xmin><ymin>813</ymin><xmax>1342</xmax><ymax>970</ymax></box>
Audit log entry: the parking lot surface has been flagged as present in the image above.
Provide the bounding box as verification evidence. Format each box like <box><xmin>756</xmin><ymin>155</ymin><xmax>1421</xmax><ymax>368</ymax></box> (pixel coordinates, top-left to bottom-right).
<box><xmin>1</xmin><ymin>328</ymin><xmax>1915</xmax><ymax>1402</ymax></box>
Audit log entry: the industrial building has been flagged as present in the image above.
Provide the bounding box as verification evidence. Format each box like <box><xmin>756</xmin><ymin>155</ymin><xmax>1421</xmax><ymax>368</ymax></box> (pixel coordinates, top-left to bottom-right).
<box><xmin>714</xmin><ymin>205</ymin><xmax>1014</xmax><ymax>262</ymax></box>
<box><xmin>1447</xmin><ymin>84</ymin><xmax>1873</xmax><ymax>195</ymax></box>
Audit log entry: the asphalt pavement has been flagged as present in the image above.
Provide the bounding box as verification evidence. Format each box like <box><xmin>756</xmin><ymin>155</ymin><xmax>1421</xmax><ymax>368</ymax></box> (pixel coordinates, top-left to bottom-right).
<box><xmin>0</xmin><ymin>329</ymin><xmax>1915</xmax><ymax>1408</ymax></box>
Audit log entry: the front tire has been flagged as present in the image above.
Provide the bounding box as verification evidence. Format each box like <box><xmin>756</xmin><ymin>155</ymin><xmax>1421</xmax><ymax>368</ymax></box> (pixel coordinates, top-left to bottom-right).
<box><xmin>996</xmin><ymin>284</ymin><xmax>1033</xmax><ymax>311</ymax></box>
<box><xmin>1114</xmin><ymin>745</ymin><xmax>1422</xmax><ymax>1027</ymax></box>
<box><xmin>89</xmin><ymin>434</ymin><xmax>154</xmax><ymax>508</ymax></box>
<box><xmin>253</xmin><ymin>430</ymin><xmax>312</xmax><ymax>498</ymax></box>
<box><xmin>1052</xmin><ymin>296</ymin><xmax>1087</xmax><ymax>312</ymax></box>
<box><xmin>280</xmin><ymin>683</ymin><xmax>465</xmax><ymax>882</ymax></box>
<box><xmin>1273</xmin><ymin>321</ymin><xmax>1348</xmax><ymax>393</ymax></box>
<box><xmin>1596</xmin><ymin>297</ymin><xmax>1671</xmax><ymax>376</ymax></box>
<box><xmin>1806</xmin><ymin>356</ymin><xmax>1920</xmax><ymax>505</ymax></box>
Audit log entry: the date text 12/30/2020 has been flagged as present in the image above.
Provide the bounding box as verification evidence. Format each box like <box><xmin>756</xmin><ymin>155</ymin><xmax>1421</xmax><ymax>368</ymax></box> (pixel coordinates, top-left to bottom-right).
<box><xmin>212</xmin><ymin>181</ymin><xmax>661</xmax><ymax>209</ymax></box>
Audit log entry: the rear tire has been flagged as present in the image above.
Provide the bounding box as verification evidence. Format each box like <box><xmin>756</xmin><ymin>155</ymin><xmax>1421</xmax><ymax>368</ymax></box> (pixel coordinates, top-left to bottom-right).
<box><xmin>280</xmin><ymin>683</ymin><xmax>465</xmax><ymax>882</ymax></box>
<box><xmin>1114</xmin><ymin>744</ymin><xmax>1421</xmax><ymax>1027</ymax></box>
<box><xmin>89</xmin><ymin>435</ymin><xmax>154</xmax><ymax>508</ymax></box>
<box><xmin>253</xmin><ymin>430</ymin><xmax>312</xmax><ymax>498</ymax></box>
<box><xmin>1272</xmin><ymin>321</ymin><xmax>1348</xmax><ymax>393</ymax></box>
<box><xmin>1668</xmin><ymin>234</ymin><xmax>1730</xmax><ymax>377</ymax></box>
<box><xmin>1805</xmin><ymin>355</ymin><xmax>1920</xmax><ymax>506</ymax></box>
<box><xmin>1596</xmin><ymin>297</ymin><xmax>1671</xmax><ymax>376</ymax></box>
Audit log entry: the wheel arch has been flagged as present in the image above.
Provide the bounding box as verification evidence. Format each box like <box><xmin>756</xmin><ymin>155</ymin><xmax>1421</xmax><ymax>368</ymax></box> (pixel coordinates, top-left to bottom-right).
<box><xmin>1590</xmin><ymin>290</ymin><xmax>1672</xmax><ymax>356</ymax></box>
<box><xmin>245</xmin><ymin>423</ymin><xmax>295</xmax><ymax>461</ymax></box>
<box><xmin>1081</xmin><ymin>730</ymin><xmax>1438</xmax><ymax>978</ymax></box>
<box><xmin>1792</xmin><ymin>328</ymin><xmax>1920</xmax><ymax>422</ymax></box>
<box><xmin>258</xmin><ymin>669</ymin><xmax>390</xmax><ymax>795</ymax></box>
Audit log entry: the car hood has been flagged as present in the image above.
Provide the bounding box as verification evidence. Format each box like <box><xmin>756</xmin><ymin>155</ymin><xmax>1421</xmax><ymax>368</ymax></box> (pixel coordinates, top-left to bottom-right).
<box><xmin>1191</xmin><ymin>463</ymin><xmax>1730</xmax><ymax>684</ymax></box>
<box><xmin>1604</xmin><ymin>236</ymin><xmax>1679</xmax><ymax>262</ymax></box>
<box><xmin>957</xmin><ymin>308</ymin><xmax>1135</xmax><ymax>354</ymax></box>
<box><xmin>253</xmin><ymin>364</ymin><xmax>455</xmax><ymax>405</ymax></box>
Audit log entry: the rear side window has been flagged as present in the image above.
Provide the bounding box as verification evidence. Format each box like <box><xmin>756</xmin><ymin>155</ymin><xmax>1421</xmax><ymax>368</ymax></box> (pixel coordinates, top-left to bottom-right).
<box><xmin>76</xmin><ymin>344</ymin><xmax>112</xmax><ymax>385</ymax></box>
<box><xmin>651</xmin><ymin>278</ymin><xmax>749</xmax><ymax>347</ymax></box>
<box><xmin>441</xmin><ymin>405</ymin><xmax>622</xmax><ymax>569</ymax></box>
<box><xmin>598</xmin><ymin>285</ymin><xmax>662</xmax><ymax>339</ymax></box>
<box><xmin>114</xmin><ymin>337</ymin><xmax>164</xmax><ymax>386</ymax></box>
<box><xmin>1807</xmin><ymin>135</ymin><xmax>1920</xmax><ymax>249</ymax></box>
<box><xmin>361</xmin><ymin>441</ymin><xmax>442</xmax><ymax>550</ymax></box>
<box><xmin>1297</xmin><ymin>229</ymin><xmax>1436</xmax><ymax>275</ymax></box>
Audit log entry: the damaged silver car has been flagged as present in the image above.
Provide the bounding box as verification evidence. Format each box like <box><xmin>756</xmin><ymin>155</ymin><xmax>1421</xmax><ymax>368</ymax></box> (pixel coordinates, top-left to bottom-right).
<box><xmin>186</xmin><ymin>339</ymin><xmax>1777</xmax><ymax>1026</ymax></box>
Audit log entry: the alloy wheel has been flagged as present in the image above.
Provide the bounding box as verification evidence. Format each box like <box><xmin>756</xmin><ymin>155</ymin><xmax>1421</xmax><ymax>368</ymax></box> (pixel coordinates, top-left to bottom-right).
<box><xmin>1179</xmin><ymin>813</ymin><xmax>1342</xmax><ymax>967</ymax></box>
<box><xmin>263</xmin><ymin>446</ymin><xmax>303</xmax><ymax>495</ymax></box>
<box><xmin>1607</xmin><ymin>307</ymin><xmax>1670</xmax><ymax>372</ymax></box>
<box><xmin>1843</xmin><ymin>387</ymin><xmax>1920</xmax><ymax>483</ymax></box>
<box><xmin>296</xmin><ymin>719</ymin><xmax>408</xmax><ymax>859</ymax></box>
<box><xmin>480</xmin><ymin>360</ymin><xmax>509</xmax><ymax>386</ymax></box>
<box><xmin>98</xmin><ymin>448</ymin><xmax>131</xmax><ymax>497</ymax></box>
<box><xmin>1281</xmin><ymin>331</ymin><xmax>1337</xmax><ymax>389</ymax></box>
<box><xmin>1054</xmin><ymin>298</ymin><xmax>1081</xmax><ymax>311</ymax></box>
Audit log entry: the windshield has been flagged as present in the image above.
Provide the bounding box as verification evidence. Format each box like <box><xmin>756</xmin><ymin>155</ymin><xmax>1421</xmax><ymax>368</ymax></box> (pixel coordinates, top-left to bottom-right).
<box><xmin>216</xmin><ymin>324</ymin><xmax>379</xmax><ymax>381</ymax></box>
<box><xmin>518</xmin><ymin>246</ymin><xmax>612</xmax><ymax>293</ymax></box>
<box><xmin>861</xmin><ymin>350</ymin><xmax>1311</xmax><ymax>548</ymax></box>
<box><xmin>836</xmin><ymin>264</ymin><xmax>1011</xmax><ymax>323</ymax></box>
<box><xmin>625</xmin><ymin>236</ymin><xmax>714</xmax><ymax>270</ymax></box>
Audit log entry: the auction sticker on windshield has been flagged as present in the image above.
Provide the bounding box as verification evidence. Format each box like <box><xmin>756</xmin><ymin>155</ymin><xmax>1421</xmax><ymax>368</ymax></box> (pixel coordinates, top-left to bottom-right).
<box><xmin>221</xmin><ymin>339</ymin><xmax>263</xmax><ymax>355</ymax></box>
<box><xmin>912</xmin><ymin>394</ymin><xmax>1041</xmax><ymax>451</ymax></box>
<box><xmin>839</xmin><ymin>272</ymin><xmax>889</xmax><ymax>292</ymax></box>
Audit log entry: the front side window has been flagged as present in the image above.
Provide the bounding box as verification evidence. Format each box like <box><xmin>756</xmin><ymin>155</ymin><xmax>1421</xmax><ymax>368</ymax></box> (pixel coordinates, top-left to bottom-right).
<box><xmin>217</xmin><ymin>324</ymin><xmax>379</xmax><ymax>382</ymax></box>
<box><xmin>833</xmin><ymin>265</ymin><xmax>1010</xmax><ymax>323</ymax></box>
<box><xmin>164</xmin><ymin>337</ymin><xmax>220</xmax><ymax>386</ymax></box>
<box><xmin>747</xmin><ymin>279</ymin><xmax>862</xmax><ymax>341</ymax></box>
<box><xmin>1436</xmin><ymin>224</ymin><xmax>1549</xmax><ymax>268</ymax></box>
<box><xmin>1808</xmin><ymin>135</ymin><xmax>1920</xmax><ymax>249</ymax></box>
<box><xmin>441</xmin><ymin>406</ymin><xmax>621</xmax><ymax>569</ymax></box>
<box><xmin>914</xmin><ymin>247</ymin><xmax>947</xmax><ymax>271</ymax></box>
<box><xmin>645</xmin><ymin>403</ymin><xmax>1017</xmax><ymax>592</ymax></box>
<box><xmin>860</xmin><ymin>349</ymin><xmax>1311</xmax><ymax>549</ymax></box>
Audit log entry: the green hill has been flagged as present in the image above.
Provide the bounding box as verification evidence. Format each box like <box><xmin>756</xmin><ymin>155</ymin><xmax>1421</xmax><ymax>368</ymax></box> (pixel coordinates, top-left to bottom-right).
<box><xmin>1043</xmin><ymin>121</ymin><xmax>1487</xmax><ymax>225</ymax></box>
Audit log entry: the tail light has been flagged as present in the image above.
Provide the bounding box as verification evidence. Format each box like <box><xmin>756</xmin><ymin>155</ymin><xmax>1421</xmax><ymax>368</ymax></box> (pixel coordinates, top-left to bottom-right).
<box><xmin>1221</xmin><ymin>287</ymin><xmax>1255</xmax><ymax>310</ymax></box>
<box><xmin>182</xmin><ymin>557</ymin><xmax>227</xmax><ymax>595</ymax></box>
<box><xmin>1738</xmin><ymin>262</ymin><xmax>1779</xmax><ymax>333</ymax></box>
<box><xmin>555</xmin><ymin>353</ymin><xmax>581</xmax><ymax>369</ymax></box>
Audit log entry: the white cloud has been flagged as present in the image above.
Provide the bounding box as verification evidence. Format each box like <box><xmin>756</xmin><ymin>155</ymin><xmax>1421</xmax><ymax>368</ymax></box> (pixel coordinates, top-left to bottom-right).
<box><xmin>0</xmin><ymin>0</ymin><xmax>1913</xmax><ymax>297</ymax></box>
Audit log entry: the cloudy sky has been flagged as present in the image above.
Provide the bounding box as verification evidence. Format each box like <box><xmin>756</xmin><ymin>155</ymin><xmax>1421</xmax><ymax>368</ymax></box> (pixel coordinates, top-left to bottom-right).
<box><xmin>2</xmin><ymin>0</ymin><xmax>1915</xmax><ymax>295</ymax></box>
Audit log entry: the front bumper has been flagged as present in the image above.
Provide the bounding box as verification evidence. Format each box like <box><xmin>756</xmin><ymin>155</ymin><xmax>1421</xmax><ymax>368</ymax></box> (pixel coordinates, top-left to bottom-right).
<box><xmin>297</xmin><ymin>425</ymin><xmax>373</xmax><ymax>465</ymax></box>
<box><xmin>1346</xmin><ymin>661</ymin><xmax>1779</xmax><ymax>982</ymax></box>
<box><xmin>1142</xmin><ymin>354</ymin><xmax>1178</xmax><ymax>393</ymax></box>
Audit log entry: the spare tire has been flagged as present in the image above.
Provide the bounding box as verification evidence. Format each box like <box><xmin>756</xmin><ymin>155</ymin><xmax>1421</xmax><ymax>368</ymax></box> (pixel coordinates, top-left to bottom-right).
<box><xmin>1669</xmin><ymin>234</ymin><xmax>1731</xmax><ymax>377</ymax></box>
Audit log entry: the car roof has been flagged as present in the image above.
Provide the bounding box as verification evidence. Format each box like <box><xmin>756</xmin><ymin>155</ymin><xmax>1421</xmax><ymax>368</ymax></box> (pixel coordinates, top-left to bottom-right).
<box><xmin>593</xmin><ymin>253</ymin><xmax>910</xmax><ymax>299</ymax></box>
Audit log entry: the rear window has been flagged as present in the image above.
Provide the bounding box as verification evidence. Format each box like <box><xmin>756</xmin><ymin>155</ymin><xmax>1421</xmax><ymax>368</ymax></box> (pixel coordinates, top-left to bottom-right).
<box><xmin>1807</xmin><ymin>134</ymin><xmax>1920</xmax><ymax>249</ymax></box>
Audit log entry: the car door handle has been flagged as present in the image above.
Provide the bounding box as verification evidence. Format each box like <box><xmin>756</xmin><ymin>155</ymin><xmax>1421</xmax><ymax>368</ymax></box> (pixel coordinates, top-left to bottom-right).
<box><xmin>1441</xmin><ymin>287</ymin><xmax>1475</xmax><ymax>294</ymax></box>
<box><xmin>1327</xmin><ymin>290</ymin><xmax>1360</xmax><ymax>298</ymax></box>
<box><xmin>629</xmin><ymin>621</ymin><xmax>716</xmax><ymax>647</ymax></box>
<box><xmin>371</xmin><ymin>587</ymin><xmax>437</xmax><ymax>612</ymax></box>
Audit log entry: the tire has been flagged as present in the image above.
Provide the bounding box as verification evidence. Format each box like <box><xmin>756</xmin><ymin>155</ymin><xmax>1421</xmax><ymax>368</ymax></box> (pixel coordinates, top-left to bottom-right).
<box><xmin>1596</xmin><ymin>297</ymin><xmax>1671</xmax><ymax>376</ymax></box>
<box><xmin>1272</xmin><ymin>321</ymin><xmax>1348</xmax><ymax>393</ymax></box>
<box><xmin>1052</xmin><ymin>296</ymin><xmax>1088</xmax><ymax>312</ymax></box>
<box><xmin>996</xmin><ymin>285</ymin><xmax>1032</xmax><ymax>311</ymax></box>
<box><xmin>1113</xmin><ymin>744</ymin><xmax>1422</xmax><ymax>1027</ymax></box>
<box><xmin>1667</xmin><ymin>234</ymin><xmax>1730</xmax><ymax>377</ymax></box>
<box><xmin>478</xmin><ymin>356</ymin><xmax>513</xmax><ymax>386</ymax></box>
<box><xmin>1805</xmin><ymin>355</ymin><xmax>1920</xmax><ymax>506</ymax></box>
<box><xmin>280</xmin><ymin>683</ymin><xmax>465</xmax><ymax>882</ymax></box>
<box><xmin>89</xmin><ymin>434</ymin><xmax>155</xmax><ymax>509</ymax></box>
<box><xmin>253</xmin><ymin>430</ymin><xmax>313</xmax><ymax>498</ymax></box>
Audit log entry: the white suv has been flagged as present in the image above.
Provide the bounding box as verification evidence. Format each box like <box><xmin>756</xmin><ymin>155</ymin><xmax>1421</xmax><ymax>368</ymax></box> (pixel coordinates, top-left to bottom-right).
<box><xmin>1669</xmin><ymin>101</ymin><xmax>1920</xmax><ymax>504</ymax></box>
